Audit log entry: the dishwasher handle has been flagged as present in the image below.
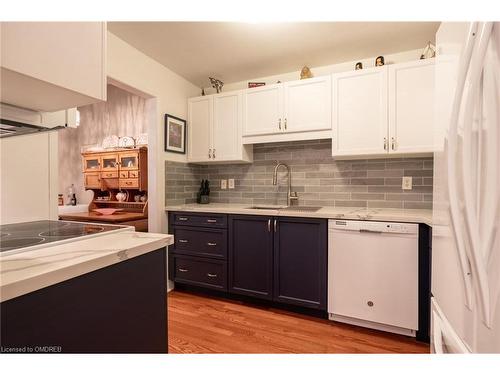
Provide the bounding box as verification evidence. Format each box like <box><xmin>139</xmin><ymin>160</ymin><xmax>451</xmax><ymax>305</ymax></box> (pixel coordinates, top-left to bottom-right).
<box><xmin>359</xmin><ymin>229</ymin><xmax>383</xmax><ymax>234</ymax></box>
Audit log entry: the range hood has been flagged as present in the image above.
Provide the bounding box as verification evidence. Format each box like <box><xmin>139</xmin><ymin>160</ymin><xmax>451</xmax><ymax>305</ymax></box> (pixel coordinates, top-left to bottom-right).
<box><xmin>0</xmin><ymin>103</ymin><xmax>77</xmax><ymax>138</ymax></box>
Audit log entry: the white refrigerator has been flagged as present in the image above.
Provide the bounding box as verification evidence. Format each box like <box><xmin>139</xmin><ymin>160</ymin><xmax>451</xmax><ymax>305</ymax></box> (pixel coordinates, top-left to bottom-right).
<box><xmin>432</xmin><ymin>22</ymin><xmax>500</xmax><ymax>353</ymax></box>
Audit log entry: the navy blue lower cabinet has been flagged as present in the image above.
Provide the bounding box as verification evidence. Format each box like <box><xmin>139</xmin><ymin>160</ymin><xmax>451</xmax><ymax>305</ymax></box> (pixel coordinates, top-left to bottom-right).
<box><xmin>228</xmin><ymin>215</ymin><xmax>274</xmax><ymax>300</ymax></box>
<box><xmin>273</xmin><ymin>217</ymin><xmax>327</xmax><ymax>310</ymax></box>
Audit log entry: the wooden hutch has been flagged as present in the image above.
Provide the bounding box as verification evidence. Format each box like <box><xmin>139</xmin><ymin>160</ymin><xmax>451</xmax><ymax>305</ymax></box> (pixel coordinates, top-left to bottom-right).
<box><xmin>59</xmin><ymin>147</ymin><xmax>149</xmax><ymax>231</ymax></box>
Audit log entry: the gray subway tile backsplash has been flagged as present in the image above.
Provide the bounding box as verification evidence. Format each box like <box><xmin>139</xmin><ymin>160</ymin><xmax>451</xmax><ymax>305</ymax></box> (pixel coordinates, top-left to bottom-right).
<box><xmin>165</xmin><ymin>139</ymin><xmax>433</xmax><ymax>209</ymax></box>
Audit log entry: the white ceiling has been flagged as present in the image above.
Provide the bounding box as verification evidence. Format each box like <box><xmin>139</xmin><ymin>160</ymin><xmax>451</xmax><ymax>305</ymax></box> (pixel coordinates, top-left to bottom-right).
<box><xmin>108</xmin><ymin>22</ymin><xmax>440</xmax><ymax>87</ymax></box>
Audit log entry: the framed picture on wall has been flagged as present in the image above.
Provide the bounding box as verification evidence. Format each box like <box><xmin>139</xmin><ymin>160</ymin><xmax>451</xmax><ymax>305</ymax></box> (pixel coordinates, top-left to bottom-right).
<box><xmin>164</xmin><ymin>114</ymin><xmax>186</xmax><ymax>154</ymax></box>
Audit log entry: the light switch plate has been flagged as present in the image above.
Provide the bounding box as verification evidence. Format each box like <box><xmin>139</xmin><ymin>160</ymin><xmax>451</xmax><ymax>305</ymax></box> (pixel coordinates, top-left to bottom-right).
<box><xmin>402</xmin><ymin>176</ymin><xmax>413</xmax><ymax>190</ymax></box>
<box><xmin>228</xmin><ymin>179</ymin><xmax>235</xmax><ymax>189</ymax></box>
<box><xmin>220</xmin><ymin>179</ymin><xmax>227</xmax><ymax>190</ymax></box>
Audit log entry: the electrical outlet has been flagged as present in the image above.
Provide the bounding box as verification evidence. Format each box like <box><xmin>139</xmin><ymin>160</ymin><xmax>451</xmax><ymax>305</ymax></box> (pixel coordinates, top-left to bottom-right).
<box><xmin>220</xmin><ymin>179</ymin><xmax>227</xmax><ymax>190</ymax></box>
<box><xmin>402</xmin><ymin>176</ymin><xmax>413</xmax><ymax>190</ymax></box>
<box><xmin>228</xmin><ymin>179</ymin><xmax>235</xmax><ymax>189</ymax></box>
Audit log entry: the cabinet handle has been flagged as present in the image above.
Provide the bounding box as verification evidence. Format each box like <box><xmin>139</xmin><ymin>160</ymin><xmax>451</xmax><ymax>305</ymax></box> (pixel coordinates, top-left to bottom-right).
<box><xmin>383</xmin><ymin>137</ymin><xmax>387</xmax><ymax>150</ymax></box>
<box><xmin>178</xmin><ymin>239</ymin><xmax>189</xmax><ymax>243</ymax></box>
<box><xmin>208</xmin><ymin>149</ymin><xmax>212</xmax><ymax>159</ymax></box>
<box><xmin>391</xmin><ymin>137</ymin><xmax>396</xmax><ymax>151</ymax></box>
<box><xmin>178</xmin><ymin>217</ymin><xmax>188</xmax><ymax>221</ymax></box>
<box><xmin>207</xmin><ymin>219</ymin><xmax>217</xmax><ymax>223</ymax></box>
<box><xmin>284</xmin><ymin>118</ymin><xmax>287</xmax><ymax>130</ymax></box>
<box><xmin>274</xmin><ymin>219</ymin><xmax>277</xmax><ymax>232</ymax></box>
<box><xmin>178</xmin><ymin>268</ymin><xmax>189</xmax><ymax>272</ymax></box>
<box><xmin>268</xmin><ymin>219</ymin><xmax>271</xmax><ymax>232</ymax></box>
<box><xmin>207</xmin><ymin>242</ymin><xmax>217</xmax><ymax>246</ymax></box>
<box><xmin>278</xmin><ymin>118</ymin><xmax>281</xmax><ymax>130</ymax></box>
<box><xmin>207</xmin><ymin>273</ymin><xmax>218</xmax><ymax>278</ymax></box>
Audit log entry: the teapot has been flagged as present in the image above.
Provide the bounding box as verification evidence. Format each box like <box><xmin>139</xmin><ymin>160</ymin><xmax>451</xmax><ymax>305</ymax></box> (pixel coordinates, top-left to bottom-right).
<box><xmin>116</xmin><ymin>191</ymin><xmax>128</xmax><ymax>202</ymax></box>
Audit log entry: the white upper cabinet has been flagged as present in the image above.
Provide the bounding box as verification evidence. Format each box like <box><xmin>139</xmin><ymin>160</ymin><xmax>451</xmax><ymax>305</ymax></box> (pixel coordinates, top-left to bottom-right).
<box><xmin>332</xmin><ymin>67</ymin><xmax>388</xmax><ymax>157</ymax></box>
<box><xmin>388</xmin><ymin>59</ymin><xmax>435</xmax><ymax>154</ymax></box>
<box><xmin>188</xmin><ymin>96</ymin><xmax>213</xmax><ymax>162</ymax></box>
<box><xmin>243</xmin><ymin>77</ymin><xmax>332</xmax><ymax>143</ymax></box>
<box><xmin>1</xmin><ymin>22</ymin><xmax>106</xmax><ymax>112</ymax></box>
<box><xmin>243</xmin><ymin>84</ymin><xmax>283</xmax><ymax>136</ymax></box>
<box><xmin>284</xmin><ymin>76</ymin><xmax>332</xmax><ymax>133</ymax></box>
<box><xmin>188</xmin><ymin>92</ymin><xmax>252</xmax><ymax>164</ymax></box>
<box><xmin>332</xmin><ymin>60</ymin><xmax>435</xmax><ymax>158</ymax></box>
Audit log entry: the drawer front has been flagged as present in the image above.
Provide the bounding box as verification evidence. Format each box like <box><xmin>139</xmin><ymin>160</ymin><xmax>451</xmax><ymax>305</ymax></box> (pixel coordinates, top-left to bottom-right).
<box><xmin>171</xmin><ymin>212</ymin><xmax>227</xmax><ymax>228</ymax></box>
<box><xmin>119</xmin><ymin>171</ymin><xmax>129</xmax><ymax>178</ymax></box>
<box><xmin>129</xmin><ymin>170</ymin><xmax>139</xmax><ymax>178</ymax></box>
<box><xmin>173</xmin><ymin>256</ymin><xmax>227</xmax><ymax>291</ymax></box>
<box><xmin>101</xmin><ymin>171</ymin><xmax>118</xmax><ymax>179</ymax></box>
<box><xmin>120</xmin><ymin>178</ymin><xmax>139</xmax><ymax>189</ymax></box>
<box><xmin>173</xmin><ymin>227</ymin><xmax>227</xmax><ymax>259</ymax></box>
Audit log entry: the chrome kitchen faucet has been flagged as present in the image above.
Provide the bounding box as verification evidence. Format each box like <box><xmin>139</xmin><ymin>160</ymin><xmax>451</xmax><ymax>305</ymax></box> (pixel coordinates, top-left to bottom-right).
<box><xmin>272</xmin><ymin>161</ymin><xmax>298</xmax><ymax>206</ymax></box>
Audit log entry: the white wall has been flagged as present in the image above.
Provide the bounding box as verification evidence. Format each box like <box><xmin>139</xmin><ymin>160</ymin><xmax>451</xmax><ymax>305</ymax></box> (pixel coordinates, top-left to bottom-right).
<box><xmin>106</xmin><ymin>31</ymin><xmax>200</xmax><ymax>234</ymax></box>
<box><xmin>202</xmin><ymin>48</ymin><xmax>424</xmax><ymax>94</ymax></box>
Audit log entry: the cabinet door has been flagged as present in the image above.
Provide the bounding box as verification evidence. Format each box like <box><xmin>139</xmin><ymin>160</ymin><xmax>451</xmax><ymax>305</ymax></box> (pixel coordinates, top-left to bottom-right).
<box><xmin>274</xmin><ymin>217</ymin><xmax>327</xmax><ymax>310</ymax></box>
<box><xmin>84</xmin><ymin>172</ymin><xmax>101</xmax><ymax>189</ymax></box>
<box><xmin>283</xmin><ymin>76</ymin><xmax>332</xmax><ymax>133</ymax></box>
<box><xmin>229</xmin><ymin>215</ymin><xmax>274</xmax><ymax>300</ymax></box>
<box><xmin>213</xmin><ymin>92</ymin><xmax>242</xmax><ymax>161</ymax></box>
<box><xmin>242</xmin><ymin>84</ymin><xmax>282</xmax><ymax>136</ymax></box>
<box><xmin>1</xmin><ymin>22</ymin><xmax>106</xmax><ymax>111</ymax></box>
<box><xmin>188</xmin><ymin>96</ymin><xmax>212</xmax><ymax>162</ymax></box>
<box><xmin>101</xmin><ymin>154</ymin><xmax>119</xmax><ymax>171</ymax></box>
<box><xmin>332</xmin><ymin>67</ymin><xmax>388</xmax><ymax>157</ymax></box>
<box><xmin>119</xmin><ymin>152</ymin><xmax>139</xmax><ymax>171</ymax></box>
<box><xmin>388</xmin><ymin>60</ymin><xmax>435</xmax><ymax>154</ymax></box>
<box><xmin>83</xmin><ymin>154</ymin><xmax>101</xmax><ymax>172</ymax></box>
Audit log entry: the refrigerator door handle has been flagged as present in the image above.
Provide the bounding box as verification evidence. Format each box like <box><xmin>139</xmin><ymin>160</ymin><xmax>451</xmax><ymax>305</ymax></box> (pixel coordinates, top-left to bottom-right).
<box><xmin>460</xmin><ymin>22</ymin><xmax>495</xmax><ymax>327</ymax></box>
<box><xmin>446</xmin><ymin>22</ymin><xmax>479</xmax><ymax>309</ymax></box>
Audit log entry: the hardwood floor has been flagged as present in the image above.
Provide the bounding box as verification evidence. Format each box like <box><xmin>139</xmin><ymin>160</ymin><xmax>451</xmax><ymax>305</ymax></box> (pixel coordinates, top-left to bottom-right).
<box><xmin>168</xmin><ymin>290</ymin><xmax>430</xmax><ymax>354</ymax></box>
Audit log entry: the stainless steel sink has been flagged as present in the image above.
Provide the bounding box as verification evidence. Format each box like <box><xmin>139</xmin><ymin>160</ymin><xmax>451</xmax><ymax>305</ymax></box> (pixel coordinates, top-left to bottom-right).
<box><xmin>280</xmin><ymin>206</ymin><xmax>322</xmax><ymax>212</ymax></box>
<box><xmin>247</xmin><ymin>205</ymin><xmax>284</xmax><ymax>210</ymax></box>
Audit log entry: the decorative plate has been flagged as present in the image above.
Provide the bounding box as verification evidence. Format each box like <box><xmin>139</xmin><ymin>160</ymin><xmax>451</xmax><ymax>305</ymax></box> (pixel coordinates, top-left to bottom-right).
<box><xmin>136</xmin><ymin>133</ymin><xmax>148</xmax><ymax>146</ymax></box>
<box><xmin>102</xmin><ymin>135</ymin><xmax>119</xmax><ymax>149</ymax></box>
<box><xmin>118</xmin><ymin>136</ymin><xmax>136</xmax><ymax>148</ymax></box>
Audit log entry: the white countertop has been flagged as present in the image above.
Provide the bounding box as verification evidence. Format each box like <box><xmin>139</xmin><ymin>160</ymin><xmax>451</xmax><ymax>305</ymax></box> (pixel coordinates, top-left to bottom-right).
<box><xmin>165</xmin><ymin>203</ymin><xmax>433</xmax><ymax>226</ymax></box>
<box><xmin>0</xmin><ymin>231</ymin><xmax>173</xmax><ymax>302</ymax></box>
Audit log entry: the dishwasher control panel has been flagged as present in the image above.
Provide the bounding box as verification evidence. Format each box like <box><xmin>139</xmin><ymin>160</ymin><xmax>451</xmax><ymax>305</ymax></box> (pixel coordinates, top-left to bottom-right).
<box><xmin>329</xmin><ymin>220</ymin><xmax>418</xmax><ymax>234</ymax></box>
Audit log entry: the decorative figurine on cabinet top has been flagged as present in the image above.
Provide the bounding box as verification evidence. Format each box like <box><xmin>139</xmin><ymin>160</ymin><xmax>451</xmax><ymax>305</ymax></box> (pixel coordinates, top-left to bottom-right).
<box><xmin>355</xmin><ymin>62</ymin><xmax>363</xmax><ymax>70</ymax></box>
<box><xmin>375</xmin><ymin>56</ymin><xmax>385</xmax><ymax>67</ymax></box>
<box><xmin>300</xmin><ymin>66</ymin><xmax>313</xmax><ymax>79</ymax></box>
<box><xmin>420</xmin><ymin>41</ymin><xmax>436</xmax><ymax>59</ymax></box>
<box><xmin>209</xmin><ymin>77</ymin><xmax>224</xmax><ymax>93</ymax></box>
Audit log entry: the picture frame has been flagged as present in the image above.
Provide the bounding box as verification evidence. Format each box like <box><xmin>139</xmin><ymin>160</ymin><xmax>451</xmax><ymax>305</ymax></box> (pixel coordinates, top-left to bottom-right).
<box><xmin>164</xmin><ymin>114</ymin><xmax>186</xmax><ymax>154</ymax></box>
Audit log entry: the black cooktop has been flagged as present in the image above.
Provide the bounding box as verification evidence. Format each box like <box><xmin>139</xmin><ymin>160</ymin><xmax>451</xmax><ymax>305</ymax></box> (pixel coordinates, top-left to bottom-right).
<box><xmin>0</xmin><ymin>220</ymin><xmax>125</xmax><ymax>253</ymax></box>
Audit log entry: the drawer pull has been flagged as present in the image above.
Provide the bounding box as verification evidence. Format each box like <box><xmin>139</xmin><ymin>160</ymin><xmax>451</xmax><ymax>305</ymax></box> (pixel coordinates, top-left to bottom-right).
<box><xmin>178</xmin><ymin>217</ymin><xmax>188</xmax><ymax>221</ymax></box>
<box><xmin>206</xmin><ymin>219</ymin><xmax>217</xmax><ymax>223</ymax></box>
<box><xmin>207</xmin><ymin>273</ymin><xmax>218</xmax><ymax>278</ymax></box>
<box><xmin>125</xmin><ymin>181</ymin><xmax>133</xmax><ymax>185</ymax></box>
<box><xmin>207</xmin><ymin>242</ymin><xmax>217</xmax><ymax>246</ymax></box>
<box><xmin>178</xmin><ymin>268</ymin><xmax>189</xmax><ymax>272</ymax></box>
<box><xmin>178</xmin><ymin>239</ymin><xmax>189</xmax><ymax>243</ymax></box>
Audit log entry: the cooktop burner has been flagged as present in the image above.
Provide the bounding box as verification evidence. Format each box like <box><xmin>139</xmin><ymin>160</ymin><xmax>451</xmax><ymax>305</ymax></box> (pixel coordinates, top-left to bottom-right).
<box><xmin>0</xmin><ymin>220</ymin><xmax>125</xmax><ymax>253</ymax></box>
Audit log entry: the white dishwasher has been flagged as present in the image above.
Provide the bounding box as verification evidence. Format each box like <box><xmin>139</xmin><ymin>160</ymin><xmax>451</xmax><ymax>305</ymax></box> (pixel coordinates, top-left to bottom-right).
<box><xmin>328</xmin><ymin>219</ymin><xmax>419</xmax><ymax>337</ymax></box>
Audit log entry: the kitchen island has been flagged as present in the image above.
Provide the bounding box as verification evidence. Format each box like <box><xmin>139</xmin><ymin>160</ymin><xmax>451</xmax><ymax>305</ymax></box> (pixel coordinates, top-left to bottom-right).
<box><xmin>0</xmin><ymin>225</ymin><xmax>173</xmax><ymax>353</ymax></box>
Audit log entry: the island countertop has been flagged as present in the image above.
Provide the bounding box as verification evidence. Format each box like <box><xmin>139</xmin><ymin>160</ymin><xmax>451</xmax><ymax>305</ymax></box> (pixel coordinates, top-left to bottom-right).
<box><xmin>165</xmin><ymin>203</ymin><xmax>433</xmax><ymax>226</ymax></box>
<box><xmin>0</xmin><ymin>231</ymin><xmax>173</xmax><ymax>302</ymax></box>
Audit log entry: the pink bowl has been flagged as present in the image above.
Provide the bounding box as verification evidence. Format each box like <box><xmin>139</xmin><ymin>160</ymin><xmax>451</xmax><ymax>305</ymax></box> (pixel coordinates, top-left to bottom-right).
<box><xmin>93</xmin><ymin>208</ymin><xmax>123</xmax><ymax>215</ymax></box>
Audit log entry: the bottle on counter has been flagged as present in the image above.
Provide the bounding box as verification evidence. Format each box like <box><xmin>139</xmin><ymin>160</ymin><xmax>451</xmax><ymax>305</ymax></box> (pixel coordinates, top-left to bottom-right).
<box><xmin>70</xmin><ymin>193</ymin><xmax>77</xmax><ymax>206</ymax></box>
<box><xmin>58</xmin><ymin>194</ymin><xmax>64</xmax><ymax>206</ymax></box>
